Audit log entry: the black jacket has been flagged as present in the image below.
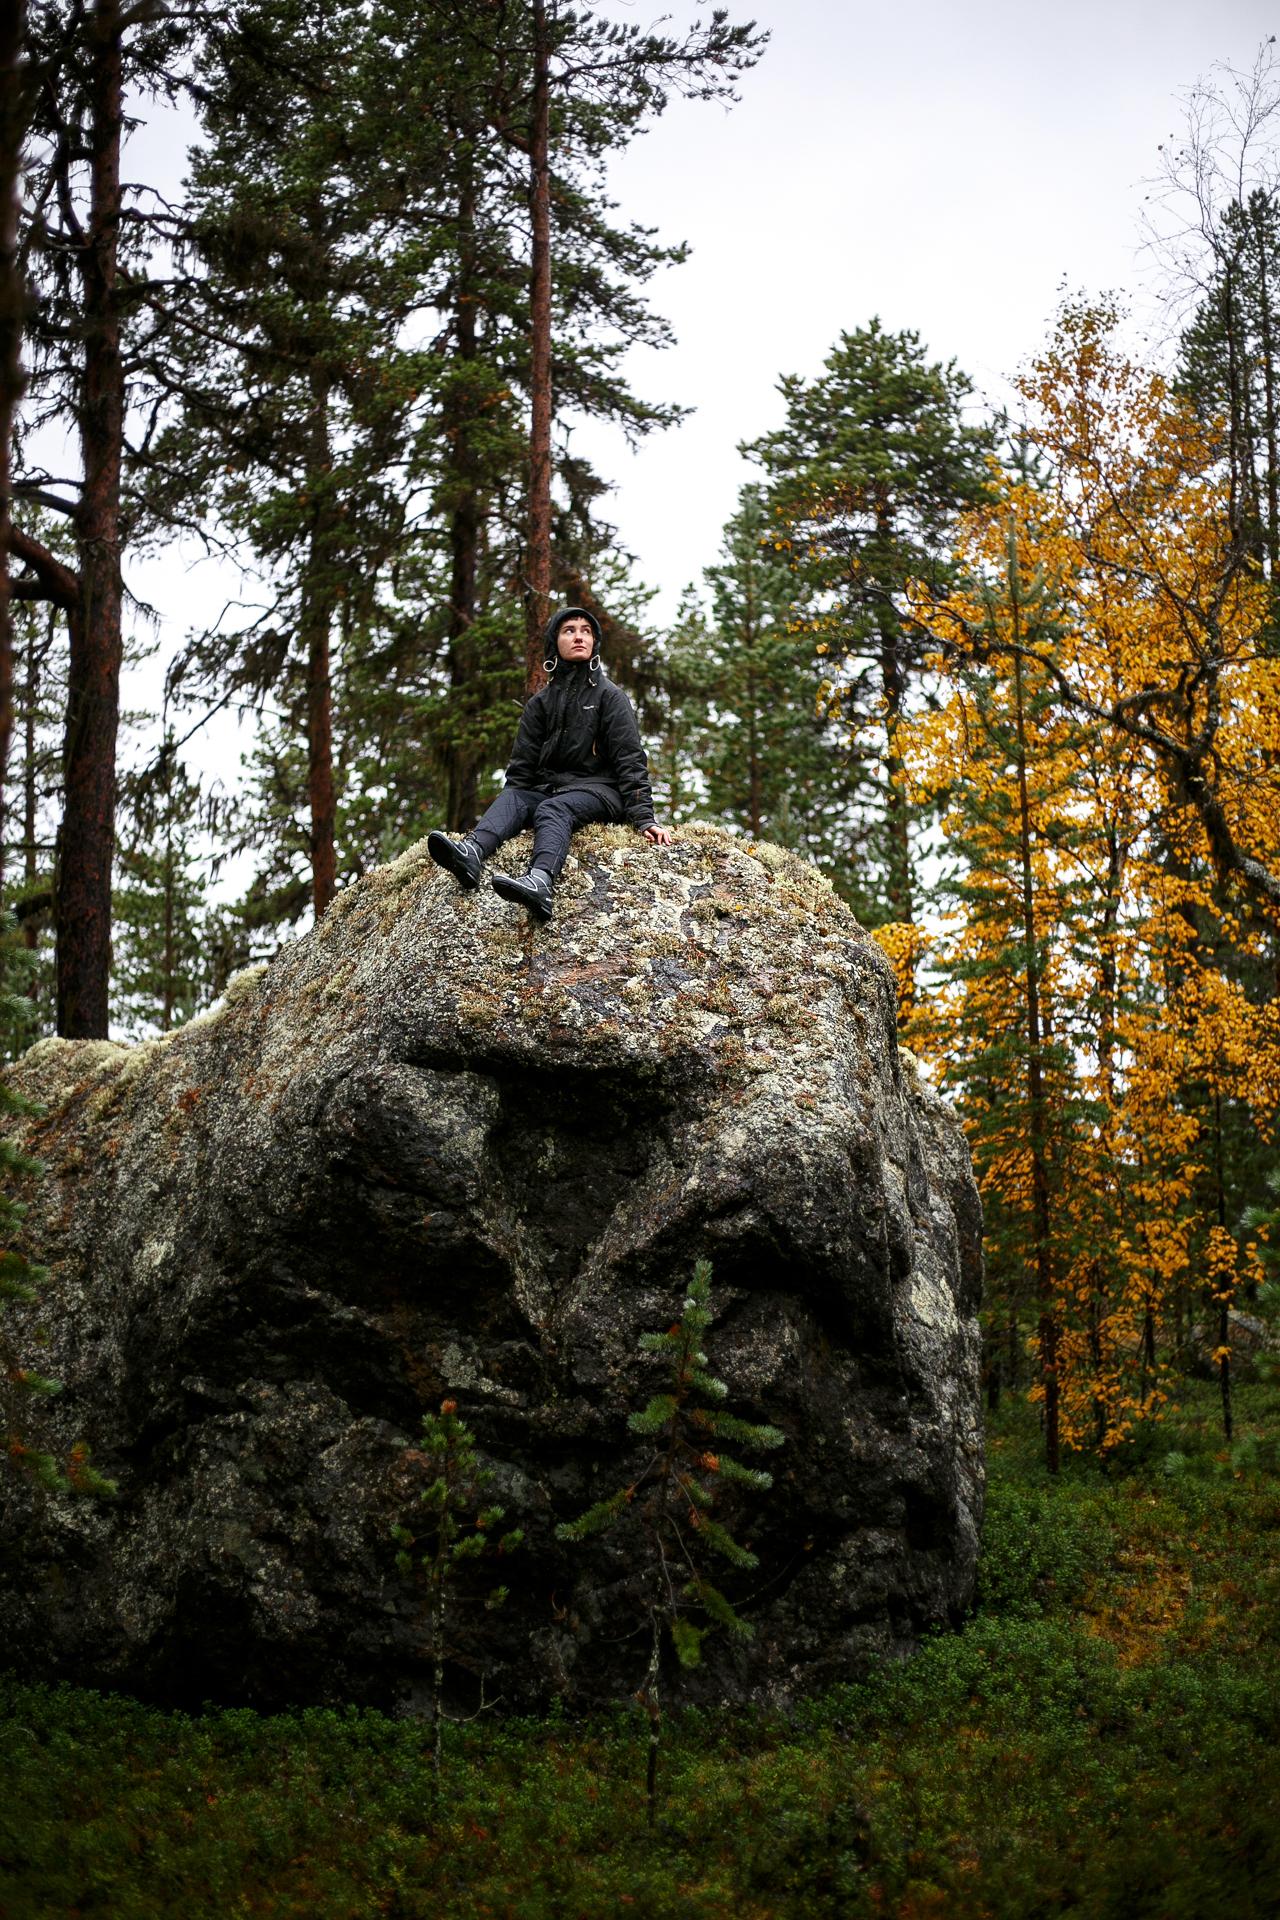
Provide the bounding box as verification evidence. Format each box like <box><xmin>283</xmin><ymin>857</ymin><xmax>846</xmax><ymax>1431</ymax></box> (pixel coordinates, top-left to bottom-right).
<box><xmin>504</xmin><ymin>667</ymin><xmax>656</xmax><ymax>827</ymax></box>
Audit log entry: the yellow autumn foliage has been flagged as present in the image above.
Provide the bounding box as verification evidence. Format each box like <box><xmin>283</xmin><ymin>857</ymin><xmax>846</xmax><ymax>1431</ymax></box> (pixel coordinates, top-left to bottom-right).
<box><xmin>880</xmin><ymin>301</ymin><xmax>1280</xmax><ymax>1459</ymax></box>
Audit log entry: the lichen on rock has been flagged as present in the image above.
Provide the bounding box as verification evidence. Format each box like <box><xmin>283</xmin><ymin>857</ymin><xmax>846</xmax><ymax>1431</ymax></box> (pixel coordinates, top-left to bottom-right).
<box><xmin>0</xmin><ymin>823</ymin><xmax>983</xmax><ymax>1712</ymax></box>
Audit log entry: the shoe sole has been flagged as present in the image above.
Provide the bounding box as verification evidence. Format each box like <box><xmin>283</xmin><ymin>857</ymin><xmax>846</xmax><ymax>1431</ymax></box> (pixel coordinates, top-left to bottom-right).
<box><xmin>426</xmin><ymin>833</ymin><xmax>480</xmax><ymax>890</ymax></box>
<box><xmin>491</xmin><ymin>873</ymin><xmax>553</xmax><ymax>921</ymax></box>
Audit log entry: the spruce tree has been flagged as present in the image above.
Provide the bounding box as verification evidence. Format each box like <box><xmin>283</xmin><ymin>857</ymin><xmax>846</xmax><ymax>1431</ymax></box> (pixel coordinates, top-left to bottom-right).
<box><xmin>557</xmin><ymin>1261</ymin><xmax>782</xmax><ymax>1827</ymax></box>
<box><xmin>392</xmin><ymin>1399</ymin><xmax>522</xmax><ymax>1791</ymax></box>
<box><xmin>112</xmin><ymin>738</ymin><xmax>212</xmax><ymax>1037</ymax></box>
<box><xmin>745</xmin><ymin>320</ymin><xmax>990</xmax><ymax>931</ymax></box>
<box><xmin>665</xmin><ymin>485</ymin><xmax>853</xmax><ymax>870</ymax></box>
<box><xmin>1176</xmin><ymin>189</ymin><xmax>1280</xmax><ymax>588</ymax></box>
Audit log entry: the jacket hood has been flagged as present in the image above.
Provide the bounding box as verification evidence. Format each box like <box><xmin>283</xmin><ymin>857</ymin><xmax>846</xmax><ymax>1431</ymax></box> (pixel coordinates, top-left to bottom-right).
<box><xmin>543</xmin><ymin>605</ymin><xmax>602</xmax><ymax>667</ymax></box>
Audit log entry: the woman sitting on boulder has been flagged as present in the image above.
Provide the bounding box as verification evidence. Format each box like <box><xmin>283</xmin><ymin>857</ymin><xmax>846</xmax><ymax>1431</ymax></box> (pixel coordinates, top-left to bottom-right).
<box><xmin>427</xmin><ymin>607</ymin><xmax>673</xmax><ymax>920</ymax></box>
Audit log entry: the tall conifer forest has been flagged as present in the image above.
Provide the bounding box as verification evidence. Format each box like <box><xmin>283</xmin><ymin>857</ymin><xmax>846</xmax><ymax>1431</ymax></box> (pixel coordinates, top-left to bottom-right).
<box><xmin>2</xmin><ymin>10</ymin><xmax>1280</xmax><ymax>1916</ymax></box>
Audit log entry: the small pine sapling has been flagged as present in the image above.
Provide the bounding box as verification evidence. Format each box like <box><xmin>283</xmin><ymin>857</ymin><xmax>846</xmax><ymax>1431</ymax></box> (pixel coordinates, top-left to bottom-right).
<box><xmin>393</xmin><ymin>1399</ymin><xmax>522</xmax><ymax>1789</ymax></box>
<box><xmin>556</xmin><ymin>1259</ymin><xmax>783</xmax><ymax>1826</ymax></box>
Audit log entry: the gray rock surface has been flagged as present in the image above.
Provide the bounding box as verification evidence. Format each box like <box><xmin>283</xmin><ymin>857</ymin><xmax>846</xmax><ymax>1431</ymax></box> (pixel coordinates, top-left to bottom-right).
<box><xmin>0</xmin><ymin>823</ymin><xmax>983</xmax><ymax>1712</ymax></box>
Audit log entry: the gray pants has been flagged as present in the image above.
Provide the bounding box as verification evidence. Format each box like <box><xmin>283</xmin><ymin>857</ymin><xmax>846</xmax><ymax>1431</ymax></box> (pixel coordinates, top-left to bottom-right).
<box><xmin>471</xmin><ymin>785</ymin><xmax>620</xmax><ymax>877</ymax></box>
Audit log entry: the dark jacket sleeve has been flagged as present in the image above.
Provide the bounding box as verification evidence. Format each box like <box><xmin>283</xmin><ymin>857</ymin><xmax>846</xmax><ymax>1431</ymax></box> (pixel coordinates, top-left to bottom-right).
<box><xmin>600</xmin><ymin>682</ymin><xmax>656</xmax><ymax>826</ymax></box>
<box><xmin>503</xmin><ymin>692</ymin><xmax>547</xmax><ymax>790</ymax></box>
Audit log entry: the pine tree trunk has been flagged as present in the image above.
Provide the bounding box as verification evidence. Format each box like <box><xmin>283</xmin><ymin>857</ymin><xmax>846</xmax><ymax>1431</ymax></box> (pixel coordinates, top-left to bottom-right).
<box><xmin>873</xmin><ymin>487</ymin><xmax>911</xmax><ymax>927</ymax></box>
<box><xmin>1223</xmin><ymin>266</ymin><xmax>1246</xmax><ymax>550</ymax></box>
<box><xmin>1089</xmin><ymin>1268</ymin><xmax>1105</xmax><ymax>1445</ymax></box>
<box><xmin>305</xmin><ymin>597</ymin><xmax>336</xmax><ymax>919</ymax></box>
<box><xmin>1012</xmin><ymin>647</ymin><xmax>1059</xmax><ymax>1474</ymax></box>
<box><xmin>22</xmin><ymin>617</ymin><xmax>37</xmax><ymax>977</ymax></box>
<box><xmin>1097</xmin><ymin>823</ymin><xmax>1122</xmax><ymax>1102</ymax></box>
<box><xmin>303</xmin><ymin>370</ymin><xmax>336</xmax><ymax>920</ymax></box>
<box><xmin>59</xmin><ymin>0</ymin><xmax>123</xmax><ymax>1039</ymax></box>
<box><xmin>446</xmin><ymin>540</ymin><xmax>481</xmax><ymax>830</ymax></box>
<box><xmin>525</xmin><ymin>0</ymin><xmax>551</xmax><ymax>697</ymax></box>
<box><xmin>743</xmin><ymin>570</ymin><xmax>761</xmax><ymax>835</ymax></box>
<box><xmin>747</xmin><ymin>663</ymin><xmax>761</xmax><ymax>836</ymax></box>
<box><xmin>162</xmin><ymin>768</ymin><xmax>174</xmax><ymax>1032</ymax></box>
<box><xmin>1235</xmin><ymin>261</ymin><xmax>1263</xmax><ymax>544</ymax></box>
<box><xmin>1250</xmin><ymin>200</ymin><xmax>1280</xmax><ymax>580</ymax></box>
<box><xmin>881</xmin><ymin>628</ymin><xmax>911</xmax><ymax>922</ymax></box>
<box><xmin>446</xmin><ymin>183</ymin><xmax>481</xmax><ymax>830</ymax></box>
<box><xmin>10</xmin><ymin>534</ymin><xmax>77</xmax><ymax>971</ymax></box>
<box><xmin>0</xmin><ymin>0</ymin><xmax>25</xmax><ymax>898</ymax></box>
<box><xmin>1214</xmin><ymin>1089</ymin><xmax>1233</xmax><ymax>1442</ymax></box>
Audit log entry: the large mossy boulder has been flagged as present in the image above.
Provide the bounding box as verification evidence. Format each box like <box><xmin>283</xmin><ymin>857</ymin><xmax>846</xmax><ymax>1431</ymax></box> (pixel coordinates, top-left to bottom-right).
<box><xmin>0</xmin><ymin>824</ymin><xmax>983</xmax><ymax>1711</ymax></box>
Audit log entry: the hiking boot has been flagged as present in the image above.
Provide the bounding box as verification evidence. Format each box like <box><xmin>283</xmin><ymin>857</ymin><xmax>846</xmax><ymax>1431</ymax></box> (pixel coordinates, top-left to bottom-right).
<box><xmin>427</xmin><ymin>831</ymin><xmax>484</xmax><ymax>890</ymax></box>
<box><xmin>491</xmin><ymin>868</ymin><xmax>554</xmax><ymax>921</ymax></box>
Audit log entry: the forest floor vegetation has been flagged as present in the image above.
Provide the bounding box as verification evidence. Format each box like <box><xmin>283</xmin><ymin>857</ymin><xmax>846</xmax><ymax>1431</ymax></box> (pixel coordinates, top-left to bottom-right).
<box><xmin>2</xmin><ymin>1381</ymin><xmax>1279</xmax><ymax>1918</ymax></box>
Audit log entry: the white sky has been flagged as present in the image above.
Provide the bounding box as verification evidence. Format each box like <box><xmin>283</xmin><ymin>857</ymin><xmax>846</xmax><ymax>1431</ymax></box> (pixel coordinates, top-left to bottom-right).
<box><xmin>117</xmin><ymin>0</ymin><xmax>1277</xmax><ymax>813</ymax></box>
<box><xmin>569</xmin><ymin>0</ymin><xmax>1277</xmax><ymax>617</ymax></box>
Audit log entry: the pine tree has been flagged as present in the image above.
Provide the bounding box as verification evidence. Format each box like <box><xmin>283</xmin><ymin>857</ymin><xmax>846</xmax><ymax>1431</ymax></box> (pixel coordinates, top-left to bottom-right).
<box><xmin>1147</xmin><ymin>43</ymin><xmax>1280</xmax><ymax>607</ymax></box>
<box><xmin>142</xmin><ymin>0</ymin><xmax>754</xmax><ymax>937</ymax></box>
<box><xmin>365</xmin><ymin>0</ymin><xmax>760</xmax><ymax>801</ymax></box>
<box><xmin>664</xmin><ymin>486</ymin><xmax>850</xmax><ymax>866</ymax></box>
<box><xmin>15</xmin><ymin>1</ymin><xmax>203</xmax><ymax>1036</ymax></box>
<box><xmin>145</xmin><ymin>0</ymin><xmax>427</xmax><ymax>924</ymax></box>
<box><xmin>3</xmin><ymin>552</ymin><xmax>66</xmax><ymax>1047</ymax></box>
<box><xmin>557</xmin><ymin>1261</ymin><xmax>782</xmax><ymax>1827</ymax></box>
<box><xmin>112</xmin><ymin>738</ymin><xmax>212</xmax><ymax>1038</ymax></box>
<box><xmin>745</xmin><ymin>321</ymin><xmax>991</xmax><ymax>933</ymax></box>
<box><xmin>1176</xmin><ymin>189</ymin><xmax>1280</xmax><ymax>593</ymax></box>
<box><xmin>0</xmin><ymin>0</ymin><xmax>31</xmax><ymax>894</ymax></box>
<box><xmin>392</xmin><ymin>1399</ymin><xmax>522</xmax><ymax>1791</ymax></box>
<box><xmin>486</xmin><ymin>0</ymin><xmax>763</xmax><ymax>685</ymax></box>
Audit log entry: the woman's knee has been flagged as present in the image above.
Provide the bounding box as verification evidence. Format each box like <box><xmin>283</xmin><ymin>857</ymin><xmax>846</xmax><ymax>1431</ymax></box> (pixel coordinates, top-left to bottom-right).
<box><xmin>533</xmin><ymin>795</ymin><xmax>574</xmax><ymax>827</ymax></box>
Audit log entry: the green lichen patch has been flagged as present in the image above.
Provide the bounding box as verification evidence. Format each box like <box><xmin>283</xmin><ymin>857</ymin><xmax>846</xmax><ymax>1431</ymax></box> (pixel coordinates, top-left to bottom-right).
<box><xmin>225</xmin><ymin>963</ymin><xmax>270</xmax><ymax>1006</ymax></box>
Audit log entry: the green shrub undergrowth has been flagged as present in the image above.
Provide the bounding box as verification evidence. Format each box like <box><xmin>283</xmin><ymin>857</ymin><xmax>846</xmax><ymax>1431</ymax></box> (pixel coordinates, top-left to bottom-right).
<box><xmin>3</xmin><ymin>1381</ymin><xmax>1279</xmax><ymax>1918</ymax></box>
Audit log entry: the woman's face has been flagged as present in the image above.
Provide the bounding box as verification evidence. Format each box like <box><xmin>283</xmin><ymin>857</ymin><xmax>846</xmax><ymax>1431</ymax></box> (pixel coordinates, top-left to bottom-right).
<box><xmin>557</xmin><ymin>616</ymin><xmax>596</xmax><ymax>662</ymax></box>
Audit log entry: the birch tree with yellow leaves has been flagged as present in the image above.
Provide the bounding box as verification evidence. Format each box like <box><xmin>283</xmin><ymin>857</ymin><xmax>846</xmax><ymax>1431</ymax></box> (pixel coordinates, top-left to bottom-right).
<box><xmin>886</xmin><ymin>302</ymin><xmax>1280</xmax><ymax>1465</ymax></box>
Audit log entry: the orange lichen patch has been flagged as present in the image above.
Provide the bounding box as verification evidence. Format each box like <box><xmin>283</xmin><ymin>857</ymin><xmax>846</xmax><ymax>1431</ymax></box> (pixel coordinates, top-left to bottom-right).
<box><xmin>555</xmin><ymin>960</ymin><xmax>630</xmax><ymax>990</ymax></box>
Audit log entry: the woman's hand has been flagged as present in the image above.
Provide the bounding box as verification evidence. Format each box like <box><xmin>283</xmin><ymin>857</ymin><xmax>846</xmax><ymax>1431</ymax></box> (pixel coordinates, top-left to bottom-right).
<box><xmin>644</xmin><ymin>824</ymin><xmax>675</xmax><ymax>846</ymax></box>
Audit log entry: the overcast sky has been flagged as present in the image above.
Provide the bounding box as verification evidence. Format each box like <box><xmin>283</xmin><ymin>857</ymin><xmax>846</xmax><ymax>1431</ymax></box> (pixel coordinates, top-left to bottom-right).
<box><xmin>120</xmin><ymin>0</ymin><xmax>1278</xmax><ymax>804</ymax></box>
<box><xmin>568</xmin><ymin>0</ymin><xmax>1278</xmax><ymax>618</ymax></box>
